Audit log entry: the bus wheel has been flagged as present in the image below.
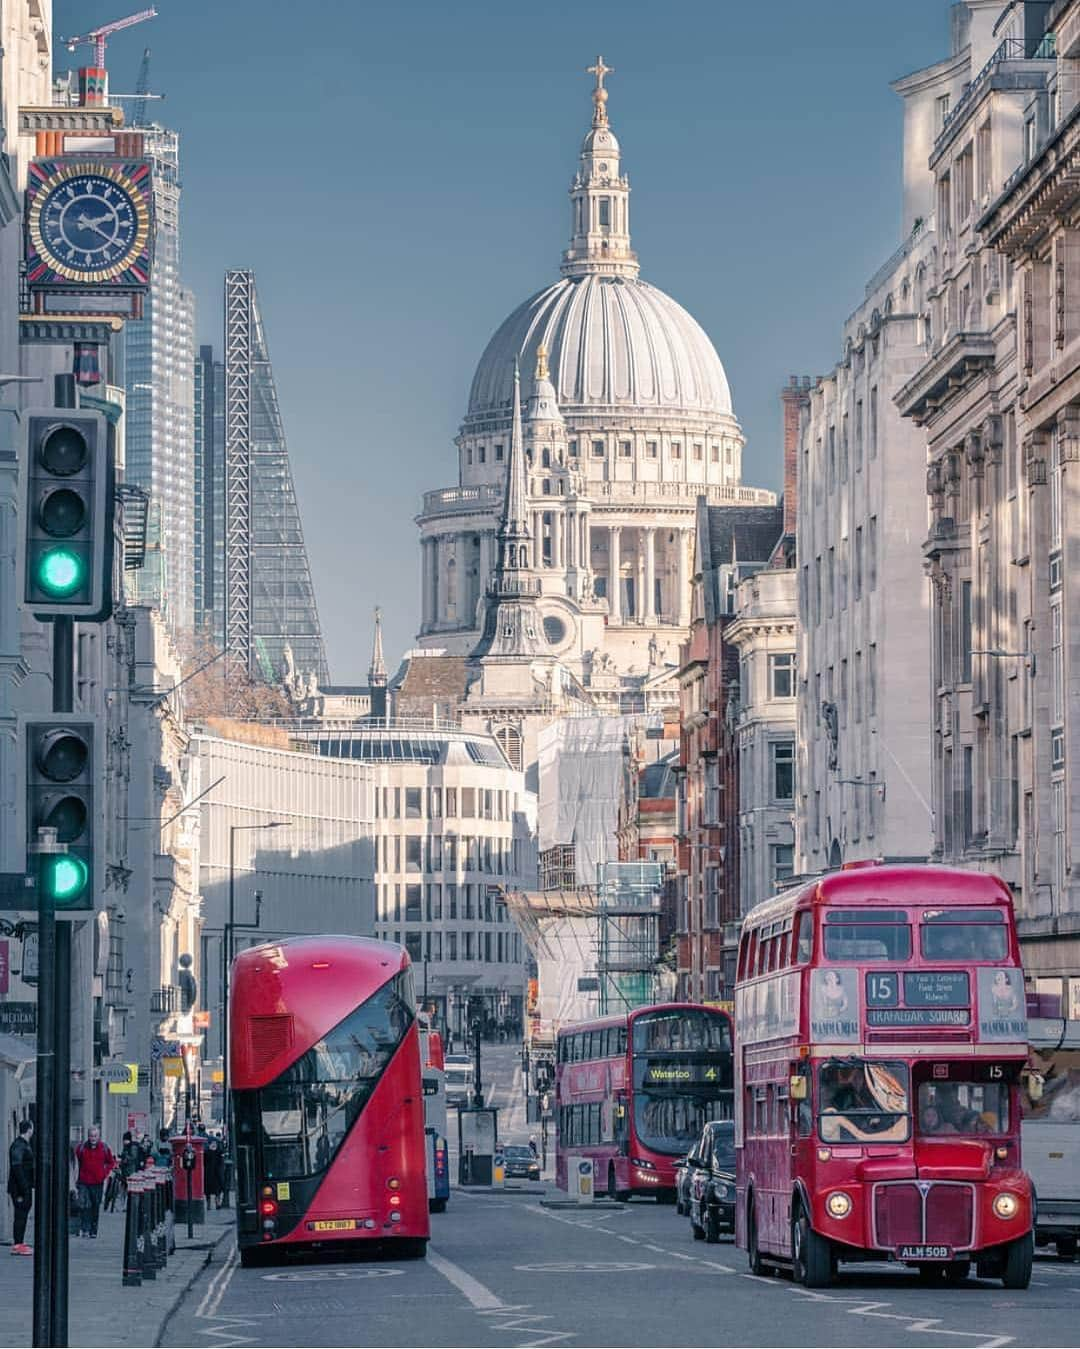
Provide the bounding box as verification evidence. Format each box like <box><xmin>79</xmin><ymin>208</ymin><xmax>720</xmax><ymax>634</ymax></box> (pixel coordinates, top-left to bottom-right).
<box><xmin>1001</xmin><ymin>1233</ymin><xmax>1033</xmax><ymax>1290</ymax></box>
<box><xmin>397</xmin><ymin>1238</ymin><xmax>429</xmax><ymax>1260</ymax></box>
<box><xmin>239</xmin><ymin>1247</ymin><xmax>265</xmax><ymax>1269</ymax></box>
<box><xmin>607</xmin><ymin>1166</ymin><xmax>618</xmax><ymax>1202</ymax></box>
<box><xmin>747</xmin><ymin>1199</ymin><xmax>763</xmax><ymax>1275</ymax></box>
<box><xmin>1056</xmin><ymin>1237</ymin><xmax>1078</xmax><ymax>1261</ymax></box>
<box><xmin>792</xmin><ymin>1211</ymin><xmax>832</xmax><ymax>1288</ymax></box>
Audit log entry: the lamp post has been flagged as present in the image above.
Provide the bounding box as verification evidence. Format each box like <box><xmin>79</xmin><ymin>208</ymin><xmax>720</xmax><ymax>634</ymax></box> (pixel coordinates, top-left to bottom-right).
<box><xmin>222</xmin><ymin>822</ymin><xmax>285</xmax><ymax>1093</ymax></box>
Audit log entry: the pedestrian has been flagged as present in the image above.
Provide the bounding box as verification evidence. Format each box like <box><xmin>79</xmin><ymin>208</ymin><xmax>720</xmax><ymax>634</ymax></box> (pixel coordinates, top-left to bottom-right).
<box><xmin>204</xmin><ymin>1133</ymin><xmax>224</xmax><ymax>1208</ymax></box>
<box><xmin>138</xmin><ymin>1133</ymin><xmax>154</xmax><ymax>1167</ymax></box>
<box><xmin>73</xmin><ymin>1125</ymin><xmax>115</xmax><ymax>1238</ymax></box>
<box><xmin>528</xmin><ymin>1135</ymin><xmax>538</xmax><ymax>1158</ymax></box>
<box><xmin>7</xmin><ymin>1119</ymin><xmax>34</xmax><ymax>1255</ymax></box>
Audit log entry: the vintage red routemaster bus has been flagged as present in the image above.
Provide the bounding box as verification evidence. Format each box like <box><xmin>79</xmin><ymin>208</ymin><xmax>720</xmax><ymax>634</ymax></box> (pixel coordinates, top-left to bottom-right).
<box><xmin>734</xmin><ymin>863</ymin><xmax>1033</xmax><ymax>1289</ymax></box>
<box><xmin>555</xmin><ymin>1003</ymin><xmax>733</xmax><ymax>1200</ymax></box>
<box><xmin>229</xmin><ymin>935</ymin><xmax>430</xmax><ymax>1265</ymax></box>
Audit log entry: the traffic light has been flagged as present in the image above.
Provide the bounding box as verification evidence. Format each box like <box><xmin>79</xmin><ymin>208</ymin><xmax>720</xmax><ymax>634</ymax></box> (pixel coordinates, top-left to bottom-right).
<box><xmin>24</xmin><ymin>715</ymin><xmax>97</xmax><ymax>911</ymax></box>
<box><xmin>21</xmin><ymin>408</ymin><xmax>111</xmax><ymax>619</ymax></box>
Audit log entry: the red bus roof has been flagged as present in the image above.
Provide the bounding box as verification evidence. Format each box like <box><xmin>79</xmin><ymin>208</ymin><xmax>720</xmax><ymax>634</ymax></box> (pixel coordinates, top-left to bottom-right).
<box><xmin>231</xmin><ymin>935</ymin><xmax>410</xmax><ymax>1089</ymax></box>
<box><xmin>745</xmin><ymin>863</ymin><xmax>1015</xmax><ymax>929</ymax></box>
<box><xmin>555</xmin><ymin>1002</ymin><xmax>731</xmax><ymax>1038</ymax></box>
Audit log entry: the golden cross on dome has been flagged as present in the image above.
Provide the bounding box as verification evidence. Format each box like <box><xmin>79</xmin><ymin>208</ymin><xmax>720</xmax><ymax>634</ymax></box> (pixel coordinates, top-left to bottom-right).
<box><xmin>586</xmin><ymin>55</ymin><xmax>613</xmax><ymax>93</ymax></box>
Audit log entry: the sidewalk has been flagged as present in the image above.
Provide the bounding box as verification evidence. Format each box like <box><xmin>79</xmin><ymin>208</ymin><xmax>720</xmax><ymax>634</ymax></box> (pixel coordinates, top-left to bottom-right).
<box><xmin>0</xmin><ymin>1201</ymin><xmax>233</xmax><ymax>1349</ymax></box>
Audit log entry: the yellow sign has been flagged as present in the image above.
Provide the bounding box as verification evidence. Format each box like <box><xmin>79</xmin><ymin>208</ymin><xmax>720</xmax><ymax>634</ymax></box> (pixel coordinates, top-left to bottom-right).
<box><xmin>276</xmin><ymin>1182</ymin><xmax>291</xmax><ymax>1201</ymax></box>
<box><xmin>106</xmin><ymin>1063</ymin><xmax>138</xmax><ymax>1094</ymax></box>
<box><xmin>211</xmin><ymin>1069</ymin><xmax>224</xmax><ymax>1084</ymax></box>
<box><xmin>162</xmin><ymin>1056</ymin><xmax>183</xmax><ymax>1078</ymax></box>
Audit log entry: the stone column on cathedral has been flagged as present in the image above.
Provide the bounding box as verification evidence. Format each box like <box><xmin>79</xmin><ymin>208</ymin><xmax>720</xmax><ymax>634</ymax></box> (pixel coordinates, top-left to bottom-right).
<box><xmin>608</xmin><ymin>524</ymin><xmax>622</xmax><ymax>623</ymax></box>
<box><xmin>532</xmin><ymin>511</ymin><xmax>542</xmax><ymax>565</ymax></box>
<box><xmin>565</xmin><ymin>510</ymin><xmax>576</xmax><ymax>569</ymax></box>
<box><xmin>643</xmin><ymin>526</ymin><xmax>656</xmax><ymax>624</ymax></box>
<box><xmin>553</xmin><ymin>510</ymin><xmax>564</xmax><ymax>570</ymax></box>
<box><xmin>479</xmin><ymin>529</ymin><xmax>494</xmax><ymax>596</ymax></box>
<box><xmin>677</xmin><ymin>527</ymin><xmax>691</xmax><ymax>625</ymax></box>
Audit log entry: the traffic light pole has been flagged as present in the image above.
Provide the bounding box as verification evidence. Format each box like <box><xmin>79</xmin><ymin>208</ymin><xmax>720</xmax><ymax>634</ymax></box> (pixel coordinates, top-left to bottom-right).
<box><xmin>31</xmin><ymin>838</ymin><xmax>56</xmax><ymax>1349</ymax></box>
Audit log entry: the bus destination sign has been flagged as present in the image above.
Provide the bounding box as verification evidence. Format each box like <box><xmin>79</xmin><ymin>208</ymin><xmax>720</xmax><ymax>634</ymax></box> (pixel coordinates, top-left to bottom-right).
<box><xmin>641</xmin><ymin>1060</ymin><xmax>725</xmax><ymax>1090</ymax></box>
<box><xmin>867</xmin><ymin>1007</ymin><xmax>969</xmax><ymax>1027</ymax></box>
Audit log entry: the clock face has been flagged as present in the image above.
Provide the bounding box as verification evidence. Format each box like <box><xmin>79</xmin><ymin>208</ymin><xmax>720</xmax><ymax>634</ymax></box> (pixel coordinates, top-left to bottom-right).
<box><xmin>26</xmin><ymin>160</ymin><xmax>152</xmax><ymax>287</ymax></box>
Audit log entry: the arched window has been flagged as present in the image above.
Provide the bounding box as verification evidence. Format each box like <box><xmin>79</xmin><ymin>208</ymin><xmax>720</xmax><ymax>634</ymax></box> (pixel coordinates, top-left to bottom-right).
<box><xmin>542</xmin><ymin>448</ymin><xmax>551</xmax><ymax>468</ymax></box>
<box><xmin>495</xmin><ymin>725</ymin><xmax>523</xmax><ymax>772</ymax></box>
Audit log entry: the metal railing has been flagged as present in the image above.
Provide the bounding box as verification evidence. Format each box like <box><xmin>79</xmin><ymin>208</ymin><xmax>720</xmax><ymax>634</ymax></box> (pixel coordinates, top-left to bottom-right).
<box><xmin>938</xmin><ymin>34</ymin><xmax>1056</xmax><ymax>145</ymax></box>
<box><xmin>864</xmin><ymin>213</ymin><xmax>935</xmax><ymax>300</ymax></box>
<box><xmin>421</xmin><ymin>479</ymin><xmax>776</xmax><ymax>516</ymax></box>
<box><xmin>150</xmin><ymin>984</ymin><xmax>180</xmax><ymax>1015</ymax></box>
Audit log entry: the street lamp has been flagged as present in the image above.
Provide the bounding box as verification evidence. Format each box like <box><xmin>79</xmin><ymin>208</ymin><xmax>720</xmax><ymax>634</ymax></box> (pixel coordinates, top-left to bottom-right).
<box><xmin>223</xmin><ymin>822</ymin><xmax>286</xmax><ymax>1089</ymax></box>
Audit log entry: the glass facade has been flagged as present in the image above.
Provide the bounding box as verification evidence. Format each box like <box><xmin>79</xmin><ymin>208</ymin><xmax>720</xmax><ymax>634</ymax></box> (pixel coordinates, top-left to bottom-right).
<box><xmin>194</xmin><ymin>344</ymin><xmax>225</xmax><ymax>647</ymax></box>
<box><xmin>123</xmin><ymin>127</ymin><xmax>195</xmax><ymax>638</ymax></box>
<box><xmin>224</xmin><ymin>273</ymin><xmax>329</xmax><ymax>685</ymax></box>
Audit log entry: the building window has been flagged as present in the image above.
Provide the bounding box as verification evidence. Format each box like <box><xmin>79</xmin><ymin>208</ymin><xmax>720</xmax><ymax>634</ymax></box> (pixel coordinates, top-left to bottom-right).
<box><xmin>406</xmin><ymin>836</ymin><xmax>422</xmax><ymax>872</ymax></box>
<box><xmin>693</xmin><ymin>443</ymin><xmax>703</xmax><ymax>461</ymax></box>
<box><xmin>772</xmin><ymin>844</ymin><xmax>794</xmax><ymax>887</ymax></box>
<box><xmin>646</xmin><ymin>440</ymin><xmax>658</xmax><ymax>457</ymax></box>
<box><xmin>854</xmin><ymin>525</ymin><xmax>863</xmax><ymax>599</ymax></box>
<box><xmin>495</xmin><ymin>725</ymin><xmax>523</xmax><ymax>771</ymax></box>
<box><xmin>955</xmin><ymin>143</ymin><xmax>974</xmax><ymax>221</ymax></box>
<box><xmin>592</xmin><ymin>440</ymin><xmax>605</xmax><ymax>457</ymax></box>
<box><xmin>938</xmin><ymin>171</ymin><xmax>952</xmax><ymax>237</ymax></box>
<box><xmin>711</xmin><ymin>443</ymin><xmax>719</xmax><ymax>462</ymax></box>
<box><xmin>868</xmin><ymin>516</ymin><xmax>878</xmax><ymax>590</ymax></box>
<box><xmin>855</xmin><ymin>399</ymin><xmax>863</xmax><ymax>470</ymax></box>
<box><xmin>477</xmin><ymin>446</ymin><xmax>486</xmax><ymax>465</ymax></box>
<box><xmin>405</xmin><ymin>787</ymin><xmax>422</xmax><ymax>819</ymax></box>
<box><xmin>620</xmin><ymin>440</ymin><xmax>632</xmax><ymax>457</ymax></box>
<box><xmin>771</xmin><ymin>740</ymin><xmax>795</xmax><ymax>802</ymax></box>
<box><xmin>936</xmin><ymin>93</ymin><xmax>950</xmax><ymax>133</ymax></box>
<box><xmin>671</xmin><ymin>442</ymin><xmax>682</xmax><ymax>459</ymax></box>
<box><xmin>598</xmin><ymin>197</ymin><xmax>611</xmax><ymax>227</ymax></box>
<box><xmin>959</xmin><ymin>580</ymin><xmax>973</xmax><ymax>684</ymax></box>
<box><xmin>869</xmin><ymin>386</ymin><xmax>878</xmax><ymax>459</ymax></box>
<box><xmin>569</xmin><ymin>440</ymin><xmax>579</xmax><ymax>457</ymax></box>
<box><xmin>495</xmin><ymin>443</ymin><xmax>504</xmax><ymax>461</ymax></box>
<box><xmin>769</xmin><ymin>652</ymin><xmax>795</xmax><ymax>699</ymax></box>
<box><xmin>868</xmin><ymin>643</ymin><xmax>877</xmax><ymax>717</ymax></box>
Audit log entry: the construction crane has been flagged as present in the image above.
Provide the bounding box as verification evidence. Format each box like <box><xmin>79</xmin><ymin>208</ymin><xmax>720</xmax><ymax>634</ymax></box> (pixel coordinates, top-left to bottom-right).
<box><xmin>61</xmin><ymin>8</ymin><xmax>157</xmax><ymax>69</ymax></box>
<box><xmin>132</xmin><ymin>46</ymin><xmax>151</xmax><ymax>126</ymax></box>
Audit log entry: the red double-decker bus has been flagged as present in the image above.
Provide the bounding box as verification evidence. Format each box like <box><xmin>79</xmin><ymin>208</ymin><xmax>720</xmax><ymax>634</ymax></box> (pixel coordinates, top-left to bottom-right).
<box><xmin>229</xmin><ymin>935</ymin><xmax>430</xmax><ymax>1265</ymax></box>
<box><xmin>555</xmin><ymin>1003</ymin><xmax>733</xmax><ymax>1200</ymax></box>
<box><xmin>734</xmin><ymin>863</ymin><xmax>1033</xmax><ymax>1289</ymax></box>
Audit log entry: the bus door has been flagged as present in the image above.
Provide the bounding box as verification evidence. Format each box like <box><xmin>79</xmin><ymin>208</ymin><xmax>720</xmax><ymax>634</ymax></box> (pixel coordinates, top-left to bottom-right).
<box><xmin>615</xmin><ymin>1093</ymin><xmax>629</xmax><ymax>1156</ymax></box>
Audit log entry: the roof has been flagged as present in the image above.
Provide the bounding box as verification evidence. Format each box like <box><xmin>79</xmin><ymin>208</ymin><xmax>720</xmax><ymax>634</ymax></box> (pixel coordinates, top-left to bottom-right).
<box><xmin>394</xmin><ymin>655</ymin><xmax>469</xmax><ymax>717</ymax></box>
<box><xmin>705</xmin><ymin>504</ymin><xmax>784</xmax><ymax>568</ymax></box>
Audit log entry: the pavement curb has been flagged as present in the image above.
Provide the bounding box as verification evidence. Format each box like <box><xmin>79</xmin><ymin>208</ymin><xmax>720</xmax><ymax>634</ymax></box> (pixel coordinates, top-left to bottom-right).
<box><xmin>539</xmin><ymin>1198</ymin><xmax>623</xmax><ymax>1209</ymax></box>
<box><xmin>153</xmin><ymin>1221</ymin><xmax>235</xmax><ymax>1349</ymax></box>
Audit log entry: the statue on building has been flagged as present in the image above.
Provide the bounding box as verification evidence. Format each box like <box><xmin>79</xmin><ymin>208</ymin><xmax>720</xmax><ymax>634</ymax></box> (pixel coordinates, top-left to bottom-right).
<box><xmin>177</xmin><ymin>953</ymin><xmax>197</xmax><ymax>1014</ymax></box>
<box><xmin>822</xmin><ymin>700</ymin><xmax>839</xmax><ymax>771</ymax></box>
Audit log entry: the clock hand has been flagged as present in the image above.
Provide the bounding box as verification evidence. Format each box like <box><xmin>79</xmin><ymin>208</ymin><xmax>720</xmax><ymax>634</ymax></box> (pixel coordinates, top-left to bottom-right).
<box><xmin>74</xmin><ymin>214</ymin><xmax>115</xmax><ymax>242</ymax></box>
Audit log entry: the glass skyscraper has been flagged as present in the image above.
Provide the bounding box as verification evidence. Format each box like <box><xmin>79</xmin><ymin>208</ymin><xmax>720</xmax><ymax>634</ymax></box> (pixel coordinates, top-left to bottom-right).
<box><xmin>220</xmin><ymin>269</ymin><xmax>329</xmax><ymax>687</ymax></box>
<box><xmin>123</xmin><ymin>125</ymin><xmax>195</xmax><ymax>639</ymax></box>
<box><xmin>194</xmin><ymin>344</ymin><xmax>225</xmax><ymax>648</ymax></box>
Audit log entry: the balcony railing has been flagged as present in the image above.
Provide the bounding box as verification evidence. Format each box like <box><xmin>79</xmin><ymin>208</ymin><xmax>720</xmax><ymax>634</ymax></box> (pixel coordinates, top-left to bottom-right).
<box><xmin>421</xmin><ymin>479</ymin><xmax>776</xmax><ymax>517</ymax></box>
<box><xmin>151</xmin><ymin>984</ymin><xmax>180</xmax><ymax>1015</ymax></box>
<box><xmin>938</xmin><ymin>34</ymin><xmax>1056</xmax><ymax>146</ymax></box>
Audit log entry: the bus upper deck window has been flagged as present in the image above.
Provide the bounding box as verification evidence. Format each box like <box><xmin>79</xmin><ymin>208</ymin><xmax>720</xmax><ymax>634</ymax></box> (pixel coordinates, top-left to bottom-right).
<box><xmin>823</xmin><ymin>909</ymin><xmax>911</xmax><ymax>962</ymax></box>
<box><xmin>921</xmin><ymin>909</ymin><xmax>1007</xmax><ymax>961</ymax></box>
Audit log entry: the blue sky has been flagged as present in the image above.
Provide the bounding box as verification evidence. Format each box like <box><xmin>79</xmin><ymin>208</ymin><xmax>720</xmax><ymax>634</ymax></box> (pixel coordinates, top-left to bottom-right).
<box><xmin>56</xmin><ymin>0</ymin><xmax>950</xmax><ymax>679</ymax></box>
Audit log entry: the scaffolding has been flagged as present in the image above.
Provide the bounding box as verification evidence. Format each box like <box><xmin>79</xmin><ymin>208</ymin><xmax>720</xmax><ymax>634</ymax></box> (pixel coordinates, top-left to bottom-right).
<box><xmin>596</xmin><ymin>861</ymin><xmax>663</xmax><ymax>1014</ymax></box>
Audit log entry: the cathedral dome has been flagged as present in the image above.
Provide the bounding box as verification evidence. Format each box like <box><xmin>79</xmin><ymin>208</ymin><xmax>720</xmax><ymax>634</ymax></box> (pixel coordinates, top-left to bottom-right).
<box><xmin>465</xmin><ymin>274</ymin><xmax>733</xmax><ymax>426</ymax></box>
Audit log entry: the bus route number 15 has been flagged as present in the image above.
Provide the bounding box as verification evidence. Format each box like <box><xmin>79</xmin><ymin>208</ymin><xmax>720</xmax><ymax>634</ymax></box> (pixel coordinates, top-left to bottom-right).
<box><xmin>866</xmin><ymin>973</ymin><xmax>899</xmax><ymax>1006</ymax></box>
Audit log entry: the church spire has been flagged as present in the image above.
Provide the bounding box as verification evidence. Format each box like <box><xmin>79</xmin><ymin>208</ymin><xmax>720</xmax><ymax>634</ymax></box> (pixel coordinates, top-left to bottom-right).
<box><xmin>469</xmin><ymin>360</ymin><xmax>546</xmax><ymax>661</ymax></box>
<box><xmin>499</xmin><ymin>360</ymin><xmax>530</xmax><ymax>567</ymax></box>
<box><xmin>368</xmin><ymin>605</ymin><xmax>387</xmax><ymax>685</ymax></box>
<box><xmin>561</xmin><ymin>55</ymin><xmax>638</xmax><ymax>280</ymax></box>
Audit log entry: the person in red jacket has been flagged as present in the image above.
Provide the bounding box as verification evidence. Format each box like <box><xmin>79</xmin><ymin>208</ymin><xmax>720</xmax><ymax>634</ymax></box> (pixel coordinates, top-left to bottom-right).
<box><xmin>73</xmin><ymin>1126</ymin><xmax>115</xmax><ymax>1238</ymax></box>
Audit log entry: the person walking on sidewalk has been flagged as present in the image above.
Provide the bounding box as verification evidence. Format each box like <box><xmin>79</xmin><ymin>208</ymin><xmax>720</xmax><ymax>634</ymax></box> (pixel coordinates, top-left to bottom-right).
<box><xmin>7</xmin><ymin>1119</ymin><xmax>34</xmax><ymax>1255</ymax></box>
<box><xmin>74</xmin><ymin>1126</ymin><xmax>115</xmax><ymax>1238</ymax></box>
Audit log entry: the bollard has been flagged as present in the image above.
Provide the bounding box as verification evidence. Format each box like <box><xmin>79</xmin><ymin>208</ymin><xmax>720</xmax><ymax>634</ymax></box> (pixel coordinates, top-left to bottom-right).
<box><xmin>122</xmin><ymin>1177</ymin><xmax>142</xmax><ymax>1287</ymax></box>
<box><xmin>139</xmin><ymin>1173</ymin><xmax>158</xmax><ymax>1280</ymax></box>
<box><xmin>164</xmin><ymin>1172</ymin><xmax>176</xmax><ymax>1256</ymax></box>
<box><xmin>156</xmin><ymin>1170</ymin><xmax>168</xmax><ymax>1265</ymax></box>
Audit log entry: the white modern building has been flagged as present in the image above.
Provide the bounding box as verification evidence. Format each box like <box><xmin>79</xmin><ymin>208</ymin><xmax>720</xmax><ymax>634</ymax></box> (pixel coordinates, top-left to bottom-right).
<box><xmin>416</xmin><ymin>60</ymin><xmax>773</xmax><ymax>705</ymax></box>
<box><xmin>295</xmin><ymin>722</ymin><xmax>535</xmax><ymax>1042</ymax></box>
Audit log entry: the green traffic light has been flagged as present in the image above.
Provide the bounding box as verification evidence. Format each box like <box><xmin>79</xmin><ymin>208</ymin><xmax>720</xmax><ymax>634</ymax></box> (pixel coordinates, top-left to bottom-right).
<box><xmin>37</xmin><ymin>546</ymin><xmax>85</xmax><ymax>598</ymax></box>
<box><xmin>42</xmin><ymin>853</ymin><xmax>88</xmax><ymax>905</ymax></box>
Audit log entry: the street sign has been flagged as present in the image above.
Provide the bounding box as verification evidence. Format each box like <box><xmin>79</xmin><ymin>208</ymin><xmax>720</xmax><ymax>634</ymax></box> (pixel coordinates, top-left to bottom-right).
<box><xmin>103</xmin><ymin>1062</ymin><xmax>138</xmax><ymax>1091</ymax></box>
<box><xmin>21</xmin><ymin>931</ymin><xmax>38</xmax><ymax>984</ymax></box>
<box><xmin>0</xmin><ymin>871</ymin><xmax>34</xmax><ymax>912</ymax></box>
<box><xmin>162</xmin><ymin>1056</ymin><xmax>183</xmax><ymax>1078</ymax></box>
<box><xmin>0</xmin><ymin>1001</ymin><xmax>36</xmax><ymax>1035</ymax></box>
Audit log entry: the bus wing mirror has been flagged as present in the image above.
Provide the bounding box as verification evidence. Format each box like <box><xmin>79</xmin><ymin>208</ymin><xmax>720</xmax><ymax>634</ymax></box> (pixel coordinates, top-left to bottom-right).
<box><xmin>789</xmin><ymin>1075</ymin><xmax>808</xmax><ymax>1101</ymax></box>
<box><xmin>1026</xmin><ymin>1072</ymin><xmax>1044</xmax><ymax>1103</ymax></box>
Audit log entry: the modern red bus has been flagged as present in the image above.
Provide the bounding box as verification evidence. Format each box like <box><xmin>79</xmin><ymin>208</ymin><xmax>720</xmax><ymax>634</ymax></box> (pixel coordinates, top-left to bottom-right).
<box><xmin>555</xmin><ymin>1003</ymin><xmax>733</xmax><ymax>1200</ymax></box>
<box><xmin>734</xmin><ymin>863</ymin><xmax>1033</xmax><ymax>1289</ymax></box>
<box><xmin>229</xmin><ymin>935</ymin><xmax>430</xmax><ymax>1265</ymax></box>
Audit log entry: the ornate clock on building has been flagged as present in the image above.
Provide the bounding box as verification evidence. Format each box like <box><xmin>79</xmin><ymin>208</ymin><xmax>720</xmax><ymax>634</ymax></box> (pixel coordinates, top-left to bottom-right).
<box><xmin>25</xmin><ymin>159</ymin><xmax>152</xmax><ymax>287</ymax></box>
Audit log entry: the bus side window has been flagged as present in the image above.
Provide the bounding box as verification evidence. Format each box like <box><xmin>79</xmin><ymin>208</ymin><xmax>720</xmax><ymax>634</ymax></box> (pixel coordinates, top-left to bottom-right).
<box><xmin>793</xmin><ymin>912</ymin><xmax>813</xmax><ymax>963</ymax></box>
<box><xmin>793</xmin><ymin>1063</ymin><xmax>812</xmax><ymax>1136</ymax></box>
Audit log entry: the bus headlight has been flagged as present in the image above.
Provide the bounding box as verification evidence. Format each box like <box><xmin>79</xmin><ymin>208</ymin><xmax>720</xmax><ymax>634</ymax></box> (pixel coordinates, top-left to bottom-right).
<box><xmin>993</xmin><ymin>1193</ymin><xmax>1020</xmax><ymax>1219</ymax></box>
<box><xmin>826</xmin><ymin>1191</ymin><xmax>852</xmax><ymax>1218</ymax></box>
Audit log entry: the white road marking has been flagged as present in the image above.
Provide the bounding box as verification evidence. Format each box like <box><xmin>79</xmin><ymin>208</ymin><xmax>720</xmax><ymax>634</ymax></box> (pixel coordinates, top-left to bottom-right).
<box><xmin>197</xmin><ymin>1245</ymin><xmax>238</xmax><ymax>1319</ymax></box>
<box><xmin>428</xmin><ymin>1246</ymin><xmax>504</xmax><ymax>1309</ymax></box>
<box><xmin>690</xmin><ymin>1257</ymin><xmax>736</xmax><ymax>1274</ymax></box>
<box><xmin>616</xmin><ymin>1235</ymin><xmax>640</xmax><ymax>1245</ymax></box>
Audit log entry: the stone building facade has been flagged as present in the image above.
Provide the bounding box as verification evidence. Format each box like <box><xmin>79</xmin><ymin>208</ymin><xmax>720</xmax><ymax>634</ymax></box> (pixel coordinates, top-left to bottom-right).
<box><xmin>906</xmin><ymin>0</ymin><xmax>1080</xmax><ymax>999</ymax></box>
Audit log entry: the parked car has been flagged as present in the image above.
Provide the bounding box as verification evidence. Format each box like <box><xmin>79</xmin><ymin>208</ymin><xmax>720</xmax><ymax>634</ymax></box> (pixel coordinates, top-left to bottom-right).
<box><xmin>445</xmin><ymin>1061</ymin><xmax>473</xmax><ymax>1105</ymax></box>
<box><xmin>686</xmin><ymin>1120</ymin><xmax>736</xmax><ymax>1243</ymax></box>
<box><xmin>502</xmin><ymin>1144</ymin><xmax>541</xmax><ymax>1181</ymax></box>
<box><xmin>674</xmin><ymin>1155</ymin><xmax>694</xmax><ymax>1215</ymax></box>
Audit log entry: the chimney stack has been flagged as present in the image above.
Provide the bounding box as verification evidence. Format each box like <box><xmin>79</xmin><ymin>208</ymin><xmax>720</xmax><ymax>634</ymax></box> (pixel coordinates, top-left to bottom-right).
<box><xmin>779</xmin><ymin>376</ymin><xmax>812</xmax><ymax>542</ymax></box>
